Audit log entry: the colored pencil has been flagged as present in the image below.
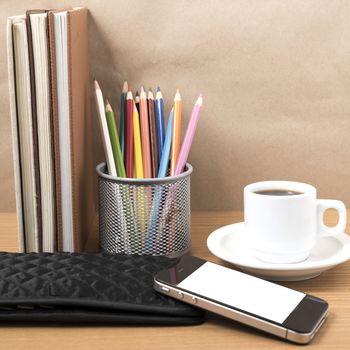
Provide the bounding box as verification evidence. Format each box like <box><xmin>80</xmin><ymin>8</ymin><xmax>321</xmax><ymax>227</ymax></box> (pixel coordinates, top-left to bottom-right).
<box><xmin>105</xmin><ymin>100</ymin><xmax>126</xmax><ymax>177</ymax></box>
<box><xmin>139</xmin><ymin>86</ymin><xmax>152</xmax><ymax>178</ymax></box>
<box><xmin>133</xmin><ymin>101</ymin><xmax>144</xmax><ymax>178</ymax></box>
<box><xmin>174</xmin><ymin>95</ymin><xmax>203</xmax><ymax>175</ymax></box>
<box><xmin>135</xmin><ymin>90</ymin><xmax>140</xmax><ymax>113</ymax></box>
<box><xmin>170</xmin><ymin>89</ymin><xmax>182</xmax><ymax>175</ymax></box>
<box><xmin>155</xmin><ymin>86</ymin><xmax>165</xmax><ymax>160</ymax></box>
<box><xmin>94</xmin><ymin>80</ymin><xmax>117</xmax><ymax>176</ymax></box>
<box><xmin>148</xmin><ymin>89</ymin><xmax>158</xmax><ymax>178</ymax></box>
<box><xmin>120</xmin><ymin>81</ymin><xmax>128</xmax><ymax>162</ymax></box>
<box><xmin>147</xmin><ymin>109</ymin><xmax>174</xmax><ymax>253</ymax></box>
<box><xmin>125</xmin><ymin>89</ymin><xmax>134</xmax><ymax>178</ymax></box>
<box><xmin>158</xmin><ymin>108</ymin><xmax>174</xmax><ymax>178</ymax></box>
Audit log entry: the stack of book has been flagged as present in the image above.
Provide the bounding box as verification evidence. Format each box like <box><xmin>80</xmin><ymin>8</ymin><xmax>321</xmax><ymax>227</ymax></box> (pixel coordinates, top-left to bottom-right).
<box><xmin>7</xmin><ymin>7</ymin><xmax>95</xmax><ymax>253</ymax></box>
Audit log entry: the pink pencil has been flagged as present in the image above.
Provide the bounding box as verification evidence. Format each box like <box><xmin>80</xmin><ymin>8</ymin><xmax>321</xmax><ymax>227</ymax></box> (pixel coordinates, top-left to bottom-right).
<box><xmin>139</xmin><ymin>86</ymin><xmax>152</xmax><ymax>178</ymax></box>
<box><xmin>174</xmin><ymin>95</ymin><xmax>203</xmax><ymax>175</ymax></box>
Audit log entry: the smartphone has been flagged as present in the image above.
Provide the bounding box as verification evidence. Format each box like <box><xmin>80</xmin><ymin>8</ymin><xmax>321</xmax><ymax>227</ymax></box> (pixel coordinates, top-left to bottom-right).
<box><xmin>154</xmin><ymin>256</ymin><xmax>328</xmax><ymax>344</ymax></box>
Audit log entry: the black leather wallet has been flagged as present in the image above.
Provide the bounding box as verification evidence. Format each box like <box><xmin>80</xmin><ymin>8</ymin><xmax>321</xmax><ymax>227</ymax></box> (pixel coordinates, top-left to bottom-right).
<box><xmin>0</xmin><ymin>252</ymin><xmax>204</xmax><ymax>325</ymax></box>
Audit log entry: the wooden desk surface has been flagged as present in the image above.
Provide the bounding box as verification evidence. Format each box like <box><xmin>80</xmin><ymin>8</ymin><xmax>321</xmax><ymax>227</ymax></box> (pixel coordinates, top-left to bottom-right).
<box><xmin>0</xmin><ymin>211</ymin><xmax>349</xmax><ymax>349</ymax></box>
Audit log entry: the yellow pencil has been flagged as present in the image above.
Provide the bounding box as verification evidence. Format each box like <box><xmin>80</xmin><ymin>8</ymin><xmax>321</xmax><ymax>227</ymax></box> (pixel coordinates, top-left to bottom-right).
<box><xmin>170</xmin><ymin>89</ymin><xmax>182</xmax><ymax>175</ymax></box>
<box><xmin>133</xmin><ymin>101</ymin><xmax>144</xmax><ymax>178</ymax></box>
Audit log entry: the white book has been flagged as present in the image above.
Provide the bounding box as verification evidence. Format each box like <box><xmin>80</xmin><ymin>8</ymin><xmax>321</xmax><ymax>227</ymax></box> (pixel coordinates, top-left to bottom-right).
<box><xmin>29</xmin><ymin>12</ymin><xmax>56</xmax><ymax>252</ymax></box>
<box><xmin>7</xmin><ymin>16</ymin><xmax>25</xmax><ymax>253</ymax></box>
<box><xmin>8</xmin><ymin>16</ymin><xmax>40</xmax><ymax>252</ymax></box>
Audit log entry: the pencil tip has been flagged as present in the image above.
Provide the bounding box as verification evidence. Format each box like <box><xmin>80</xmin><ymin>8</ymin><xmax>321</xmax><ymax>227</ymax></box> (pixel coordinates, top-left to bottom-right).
<box><xmin>122</xmin><ymin>81</ymin><xmax>128</xmax><ymax>93</ymax></box>
<box><xmin>140</xmin><ymin>87</ymin><xmax>147</xmax><ymax>99</ymax></box>
<box><xmin>174</xmin><ymin>89</ymin><xmax>181</xmax><ymax>100</ymax></box>
<box><xmin>94</xmin><ymin>80</ymin><xmax>100</xmax><ymax>90</ymax></box>
<box><xmin>148</xmin><ymin>89</ymin><xmax>154</xmax><ymax>99</ymax></box>
<box><xmin>157</xmin><ymin>86</ymin><xmax>160</xmax><ymax>92</ymax></box>
<box><xmin>136</xmin><ymin>90</ymin><xmax>139</xmax><ymax>96</ymax></box>
<box><xmin>106</xmin><ymin>101</ymin><xmax>113</xmax><ymax>111</ymax></box>
<box><xmin>196</xmin><ymin>95</ymin><xmax>203</xmax><ymax>106</ymax></box>
<box><xmin>127</xmin><ymin>89</ymin><xmax>133</xmax><ymax>98</ymax></box>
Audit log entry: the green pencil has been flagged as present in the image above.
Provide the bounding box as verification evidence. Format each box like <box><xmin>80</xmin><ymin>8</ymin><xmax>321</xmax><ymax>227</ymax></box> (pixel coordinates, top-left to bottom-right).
<box><xmin>105</xmin><ymin>100</ymin><xmax>126</xmax><ymax>177</ymax></box>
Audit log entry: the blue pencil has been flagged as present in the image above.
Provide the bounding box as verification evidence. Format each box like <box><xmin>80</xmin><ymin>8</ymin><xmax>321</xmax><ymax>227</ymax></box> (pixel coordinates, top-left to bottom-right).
<box><xmin>144</xmin><ymin>109</ymin><xmax>174</xmax><ymax>253</ymax></box>
<box><xmin>155</xmin><ymin>86</ymin><xmax>165</xmax><ymax>161</ymax></box>
<box><xmin>120</xmin><ymin>81</ymin><xmax>128</xmax><ymax>161</ymax></box>
<box><xmin>158</xmin><ymin>108</ymin><xmax>173</xmax><ymax>178</ymax></box>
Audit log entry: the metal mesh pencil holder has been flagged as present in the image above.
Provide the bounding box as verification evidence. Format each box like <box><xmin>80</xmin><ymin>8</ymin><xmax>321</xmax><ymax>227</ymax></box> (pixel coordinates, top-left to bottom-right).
<box><xmin>96</xmin><ymin>162</ymin><xmax>192</xmax><ymax>257</ymax></box>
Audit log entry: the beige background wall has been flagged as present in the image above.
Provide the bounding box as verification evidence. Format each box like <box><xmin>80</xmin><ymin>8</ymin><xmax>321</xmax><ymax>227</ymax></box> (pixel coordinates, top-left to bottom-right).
<box><xmin>1</xmin><ymin>0</ymin><xmax>350</xmax><ymax>211</ymax></box>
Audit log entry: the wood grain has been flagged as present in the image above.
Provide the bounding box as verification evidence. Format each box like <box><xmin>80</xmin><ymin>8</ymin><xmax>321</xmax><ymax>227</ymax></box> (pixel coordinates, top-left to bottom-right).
<box><xmin>0</xmin><ymin>211</ymin><xmax>349</xmax><ymax>349</ymax></box>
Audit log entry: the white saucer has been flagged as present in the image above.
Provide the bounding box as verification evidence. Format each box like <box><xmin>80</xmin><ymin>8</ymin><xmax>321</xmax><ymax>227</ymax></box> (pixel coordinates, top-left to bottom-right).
<box><xmin>207</xmin><ymin>222</ymin><xmax>350</xmax><ymax>281</ymax></box>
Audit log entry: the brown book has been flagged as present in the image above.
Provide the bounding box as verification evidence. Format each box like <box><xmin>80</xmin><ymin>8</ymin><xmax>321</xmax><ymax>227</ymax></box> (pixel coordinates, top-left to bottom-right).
<box><xmin>48</xmin><ymin>7</ymin><xmax>95</xmax><ymax>252</ymax></box>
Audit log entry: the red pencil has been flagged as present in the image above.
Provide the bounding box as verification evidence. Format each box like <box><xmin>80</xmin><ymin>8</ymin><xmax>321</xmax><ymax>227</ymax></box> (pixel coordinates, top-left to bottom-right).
<box><xmin>125</xmin><ymin>89</ymin><xmax>134</xmax><ymax>178</ymax></box>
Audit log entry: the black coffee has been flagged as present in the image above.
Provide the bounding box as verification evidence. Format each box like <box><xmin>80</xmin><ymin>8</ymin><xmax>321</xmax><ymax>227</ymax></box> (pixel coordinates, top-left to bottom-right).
<box><xmin>254</xmin><ymin>189</ymin><xmax>303</xmax><ymax>196</ymax></box>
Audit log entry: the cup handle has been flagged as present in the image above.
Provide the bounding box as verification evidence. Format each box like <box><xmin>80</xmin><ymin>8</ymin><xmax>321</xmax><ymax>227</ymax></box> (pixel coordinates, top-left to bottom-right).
<box><xmin>317</xmin><ymin>199</ymin><xmax>347</xmax><ymax>237</ymax></box>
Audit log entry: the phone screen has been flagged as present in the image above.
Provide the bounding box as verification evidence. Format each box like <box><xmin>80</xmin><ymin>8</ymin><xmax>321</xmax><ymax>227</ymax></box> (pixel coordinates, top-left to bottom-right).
<box><xmin>177</xmin><ymin>261</ymin><xmax>305</xmax><ymax>324</ymax></box>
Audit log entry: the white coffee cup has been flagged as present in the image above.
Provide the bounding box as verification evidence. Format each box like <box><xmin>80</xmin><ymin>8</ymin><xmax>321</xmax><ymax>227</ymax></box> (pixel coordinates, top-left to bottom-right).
<box><xmin>244</xmin><ymin>181</ymin><xmax>347</xmax><ymax>264</ymax></box>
